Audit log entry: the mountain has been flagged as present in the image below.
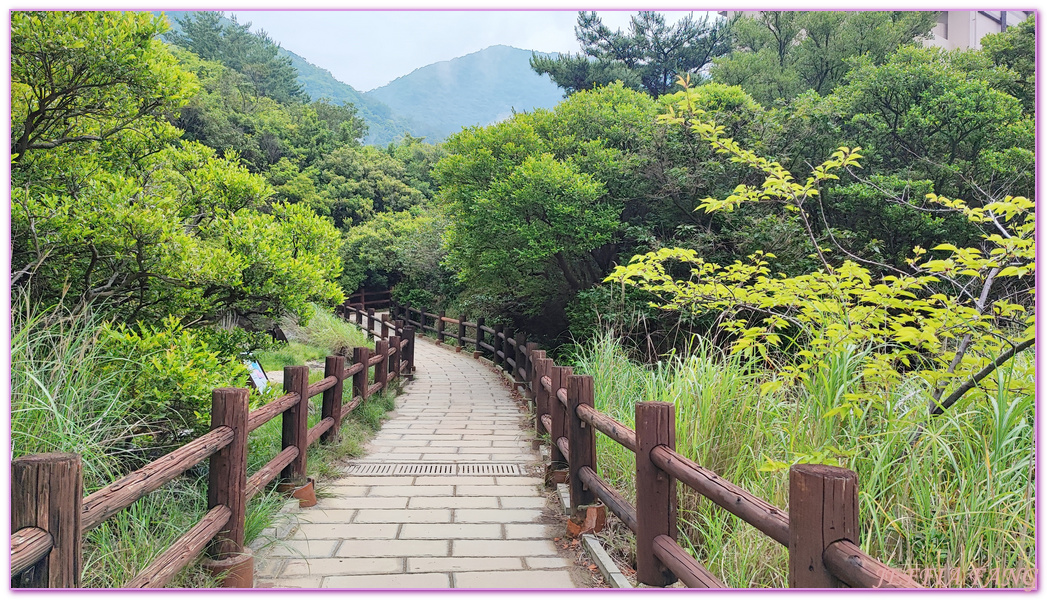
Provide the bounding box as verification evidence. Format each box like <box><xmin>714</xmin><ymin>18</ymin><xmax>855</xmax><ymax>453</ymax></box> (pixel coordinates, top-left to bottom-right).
<box><xmin>365</xmin><ymin>45</ymin><xmax>565</xmax><ymax>143</ymax></box>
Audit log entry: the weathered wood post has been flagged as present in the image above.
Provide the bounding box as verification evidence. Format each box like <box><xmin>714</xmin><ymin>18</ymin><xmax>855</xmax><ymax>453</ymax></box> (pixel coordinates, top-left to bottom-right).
<box><xmin>353</xmin><ymin>347</ymin><xmax>371</xmax><ymax>402</ymax></box>
<box><xmin>789</xmin><ymin>464</ymin><xmax>859</xmax><ymax>588</ymax></box>
<box><xmin>503</xmin><ymin>328</ymin><xmax>515</xmax><ymax>376</ymax></box>
<box><xmin>203</xmin><ymin>387</ymin><xmax>252</xmax><ymax>587</ymax></box>
<box><xmin>11</xmin><ymin>453</ymin><xmax>83</xmax><ymax>588</ymax></box>
<box><xmin>403</xmin><ymin>326</ymin><xmax>416</xmax><ymax>379</ymax></box>
<box><xmin>436</xmin><ymin>310</ymin><xmax>446</xmax><ymax>343</ymax></box>
<box><xmin>380</xmin><ymin>314</ymin><xmax>389</xmax><ymax>339</ymax></box>
<box><xmin>389</xmin><ymin>334</ymin><xmax>401</xmax><ymax>382</ymax></box>
<box><xmin>367</xmin><ymin>308</ymin><xmax>376</xmax><ymax>334</ymax></box>
<box><xmin>282</xmin><ymin>366</ymin><xmax>310</xmax><ymax>484</ymax></box>
<box><xmin>458</xmin><ymin>314</ymin><xmax>467</xmax><ymax>349</ymax></box>
<box><xmin>492</xmin><ymin>324</ymin><xmax>504</xmax><ymax>368</ymax></box>
<box><xmin>635</xmin><ymin>401</ymin><xmax>678</xmax><ymax>587</ymax></box>
<box><xmin>524</xmin><ymin>341</ymin><xmax>538</xmax><ymax>396</ymax></box>
<box><xmin>532</xmin><ymin>354</ymin><xmax>550</xmax><ymax>437</ymax></box>
<box><xmin>475</xmin><ymin>317</ymin><xmax>486</xmax><ymax>357</ymax></box>
<box><xmin>549</xmin><ymin>365</ymin><xmax>572</xmax><ymax>466</ymax></box>
<box><xmin>566</xmin><ymin>375</ymin><xmax>597</xmax><ymax>514</ymax></box>
<box><xmin>374</xmin><ymin>339</ymin><xmax>390</xmax><ymax>390</ymax></box>
<box><xmin>321</xmin><ymin>356</ymin><xmax>346</xmax><ymax>443</ymax></box>
<box><xmin>513</xmin><ymin>332</ymin><xmax>526</xmax><ymax>383</ymax></box>
<box><xmin>355</xmin><ymin>304</ymin><xmax>364</xmax><ymax>326</ymax></box>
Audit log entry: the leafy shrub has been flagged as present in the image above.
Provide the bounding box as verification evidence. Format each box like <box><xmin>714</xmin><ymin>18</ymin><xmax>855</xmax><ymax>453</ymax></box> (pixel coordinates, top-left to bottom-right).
<box><xmin>101</xmin><ymin>317</ymin><xmax>248</xmax><ymax>445</ymax></box>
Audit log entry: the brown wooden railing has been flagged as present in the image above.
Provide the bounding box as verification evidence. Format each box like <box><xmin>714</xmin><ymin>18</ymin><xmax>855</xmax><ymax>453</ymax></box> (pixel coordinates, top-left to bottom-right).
<box><xmin>10</xmin><ymin>313</ymin><xmax>414</xmax><ymax>589</ymax></box>
<box><xmin>391</xmin><ymin>302</ymin><xmax>923</xmax><ymax>589</ymax></box>
<box><xmin>343</xmin><ymin>288</ymin><xmax>392</xmax><ymax>311</ymax></box>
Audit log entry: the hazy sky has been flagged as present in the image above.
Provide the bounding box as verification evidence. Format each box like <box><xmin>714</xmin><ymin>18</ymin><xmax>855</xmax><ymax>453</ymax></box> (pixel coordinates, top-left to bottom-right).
<box><xmin>225</xmin><ymin>10</ymin><xmax>705</xmax><ymax>91</ymax></box>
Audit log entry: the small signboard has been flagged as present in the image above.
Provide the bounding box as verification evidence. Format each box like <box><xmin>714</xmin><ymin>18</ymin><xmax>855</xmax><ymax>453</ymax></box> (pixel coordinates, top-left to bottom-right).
<box><xmin>244</xmin><ymin>357</ymin><xmax>269</xmax><ymax>393</ymax></box>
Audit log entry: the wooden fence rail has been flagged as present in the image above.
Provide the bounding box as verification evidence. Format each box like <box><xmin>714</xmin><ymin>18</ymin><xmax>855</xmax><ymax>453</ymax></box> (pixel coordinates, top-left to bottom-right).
<box><xmin>10</xmin><ymin>309</ymin><xmax>414</xmax><ymax>589</ymax></box>
<box><xmin>390</xmin><ymin>302</ymin><xmax>924</xmax><ymax>589</ymax></box>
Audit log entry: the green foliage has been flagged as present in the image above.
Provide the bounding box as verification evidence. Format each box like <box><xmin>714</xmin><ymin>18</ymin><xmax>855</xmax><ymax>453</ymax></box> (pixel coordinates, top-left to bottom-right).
<box><xmin>611</xmin><ymin>94</ymin><xmax>1034</xmax><ymax>414</ymax></box>
<box><xmin>167</xmin><ymin>11</ymin><xmax>305</xmax><ymax>104</ymax></box>
<box><xmin>535</xmin><ymin>11</ymin><xmax>733</xmax><ymax>98</ymax></box>
<box><xmin>571</xmin><ymin>333</ymin><xmax>1033</xmax><ymax>587</ymax></box>
<box><xmin>11</xmin><ymin>11</ymin><xmax>197</xmax><ymax>161</ymax></box>
<box><xmin>980</xmin><ymin>15</ymin><xmax>1035</xmax><ymax>114</ymax></box>
<box><xmin>711</xmin><ymin>11</ymin><xmax>937</xmax><ymax>106</ymax></box>
<box><xmin>101</xmin><ymin>318</ymin><xmax>249</xmax><ymax>442</ymax></box>
<box><xmin>340</xmin><ymin>209</ymin><xmax>450</xmax><ymax>299</ymax></box>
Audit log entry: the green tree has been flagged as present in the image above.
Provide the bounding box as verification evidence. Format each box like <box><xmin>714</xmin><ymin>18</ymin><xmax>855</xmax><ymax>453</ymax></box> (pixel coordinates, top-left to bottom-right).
<box><xmin>711</xmin><ymin>11</ymin><xmax>937</xmax><ymax>106</ymax></box>
<box><xmin>11</xmin><ymin>11</ymin><xmax>196</xmax><ymax>161</ymax></box>
<box><xmin>167</xmin><ymin>11</ymin><xmax>306</xmax><ymax>104</ymax></box>
<box><xmin>533</xmin><ymin>11</ymin><xmax>733</xmax><ymax>98</ymax></box>
<box><xmin>980</xmin><ymin>14</ymin><xmax>1035</xmax><ymax>114</ymax></box>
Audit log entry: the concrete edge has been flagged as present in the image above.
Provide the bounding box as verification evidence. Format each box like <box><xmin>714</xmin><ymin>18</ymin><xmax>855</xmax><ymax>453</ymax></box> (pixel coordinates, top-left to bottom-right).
<box><xmin>555</xmin><ymin>484</ymin><xmax>633</xmax><ymax>589</ymax></box>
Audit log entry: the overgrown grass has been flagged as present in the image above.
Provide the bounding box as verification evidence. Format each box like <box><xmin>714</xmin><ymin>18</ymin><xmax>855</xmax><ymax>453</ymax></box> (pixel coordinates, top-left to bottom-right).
<box><xmin>572</xmin><ymin>331</ymin><xmax>1034</xmax><ymax>588</ymax></box>
<box><xmin>11</xmin><ymin>298</ymin><xmax>399</xmax><ymax>588</ymax></box>
<box><xmin>257</xmin><ymin>305</ymin><xmax>373</xmax><ymax>372</ymax></box>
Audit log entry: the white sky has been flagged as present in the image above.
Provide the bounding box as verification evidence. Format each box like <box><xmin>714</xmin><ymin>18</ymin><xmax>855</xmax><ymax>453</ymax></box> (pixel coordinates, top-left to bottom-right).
<box><xmin>224</xmin><ymin>10</ymin><xmax>705</xmax><ymax>91</ymax></box>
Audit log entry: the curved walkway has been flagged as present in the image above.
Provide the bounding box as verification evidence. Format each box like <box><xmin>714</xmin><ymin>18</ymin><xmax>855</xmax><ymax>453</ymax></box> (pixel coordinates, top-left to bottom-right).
<box><xmin>254</xmin><ymin>338</ymin><xmax>580</xmax><ymax>589</ymax></box>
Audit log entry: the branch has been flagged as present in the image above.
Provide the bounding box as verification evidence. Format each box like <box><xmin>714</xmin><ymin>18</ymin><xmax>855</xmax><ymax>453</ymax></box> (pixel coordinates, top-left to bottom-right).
<box><xmin>930</xmin><ymin>336</ymin><xmax>1034</xmax><ymax>416</ymax></box>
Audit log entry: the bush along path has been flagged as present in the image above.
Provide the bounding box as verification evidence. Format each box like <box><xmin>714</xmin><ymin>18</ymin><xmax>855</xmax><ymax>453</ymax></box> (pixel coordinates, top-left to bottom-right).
<box><xmin>253</xmin><ymin>334</ymin><xmax>585</xmax><ymax>589</ymax></box>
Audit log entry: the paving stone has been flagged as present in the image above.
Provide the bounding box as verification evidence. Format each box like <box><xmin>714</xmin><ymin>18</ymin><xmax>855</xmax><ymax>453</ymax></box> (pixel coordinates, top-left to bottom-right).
<box><xmin>354</xmin><ymin>509</ymin><xmax>452</xmax><ymax>523</ymax></box>
<box><xmin>499</xmin><ymin>497</ymin><xmax>549</xmax><ymax>509</ymax></box>
<box><xmin>267</xmin><ymin>539</ymin><xmax>340</xmax><ymax>558</ymax></box>
<box><xmin>452</xmin><ymin>539</ymin><xmax>559</xmax><ymax>557</ymax></box>
<box><xmin>455</xmin><ymin>509</ymin><xmax>543</xmax><ymax>523</ymax></box>
<box><xmin>505</xmin><ymin>524</ymin><xmax>557</xmax><ymax>539</ymax></box>
<box><xmin>406</xmin><ymin>557</ymin><xmax>523</xmax><ymax>573</ymax></box>
<box><xmin>295</xmin><ymin>508</ymin><xmax>357</xmax><ymax>523</ymax></box>
<box><xmin>296</xmin><ymin>523</ymin><xmax>399</xmax><ymax>539</ymax></box>
<box><xmin>336</xmin><ymin>539</ymin><xmax>449</xmax><ymax>558</ymax></box>
<box><xmin>280</xmin><ymin>557</ymin><xmax>403</xmax><ymax>577</ymax></box>
<box><xmin>496</xmin><ymin>476</ymin><xmax>544</xmax><ymax>486</ymax></box>
<box><xmin>454</xmin><ymin>570</ymin><xmax>577</xmax><ymax>588</ymax></box>
<box><xmin>413</xmin><ymin>476</ymin><xmax>495</xmax><ymax>486</ymax></box>
<box><xmin>524</xmin><ymin>557</ymin><xmax>575</xmax><ymax>570</ymax></box>
<box><xmin>399</xmin><ymin>523</ymin><xmax>502</xmax><ymax>539</ymax></box>
<box><xmin>323</xmin><ymin>573</ymin><xmax>451</xmax><ymax>588</ymax></box>
<box><xmin>256</xmin><ymin>575</ymin><xmax>324</xmax><ymax>588</ymax></box>
<box><xmin>408</xmin><ymin>496</ymin><xmax>499</xmax><ymax>509</ymax></box>
<box><xmin>366</xmin><ymin>486</ymin><xmax>455</xmax><ymax>497</ymax></box>
<box><xmin>314</xmin><ymin>497</ymin><xmax>408</xmax><ymax>510</ymax></box>
<box><xmin>457</xmin><ymin>485</ymin><xmax>540</xmax><ymax>497</ymax></box>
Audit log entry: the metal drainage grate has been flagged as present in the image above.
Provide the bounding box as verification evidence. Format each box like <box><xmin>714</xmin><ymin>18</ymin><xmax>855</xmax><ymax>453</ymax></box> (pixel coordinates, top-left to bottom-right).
<box><xmin>344</xmin><ymin>463</ymin><xmax>524</xmax><ymax>476</ymax></box>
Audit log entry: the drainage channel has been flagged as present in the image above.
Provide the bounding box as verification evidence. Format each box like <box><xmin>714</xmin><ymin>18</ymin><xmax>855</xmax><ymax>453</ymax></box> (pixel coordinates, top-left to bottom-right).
<box><xmin>344</xmin><ymin>462</ymin><xmax>526</xmax><ymax>476</ymax></box>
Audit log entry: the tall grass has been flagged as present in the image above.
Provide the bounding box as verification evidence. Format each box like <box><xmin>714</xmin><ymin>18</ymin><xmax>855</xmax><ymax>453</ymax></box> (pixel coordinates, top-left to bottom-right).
<box><xmin>256</xmin><ymin>305</ymin><xmax>372</xmax><ymax>372</ymax></box>
<box><xmin>11</xmin><ymin>297</ymin><xmax>399</xmax><ymax>587</ymax></box>
<box><xmin>571</xmin><ymin>331</ymin><xmax>1034</xmax><ymax>588</ymax></box>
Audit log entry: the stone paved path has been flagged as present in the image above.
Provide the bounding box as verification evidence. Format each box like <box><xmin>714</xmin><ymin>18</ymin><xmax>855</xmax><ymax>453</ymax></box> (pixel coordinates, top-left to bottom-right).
<box><xmin>254</xmin><ymin>337</ymin><xmax>580</xmax><ymax>589</ymax></box>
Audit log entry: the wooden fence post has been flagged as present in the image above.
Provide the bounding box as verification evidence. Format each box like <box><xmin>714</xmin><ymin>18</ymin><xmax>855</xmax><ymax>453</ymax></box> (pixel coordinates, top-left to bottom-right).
<box><xmin>203</xmin><ymin>388</ymin><xmax>252</xmax><ymax>587</ymax></box>
<box><xmin>403</xmin><ymin>326</ymin><xmax>416</xmax><ymax>379</ymax></box>
<box><xmin>282</xmin><ymin>366</ymin><xmax>310</xmax><ymax>484</ymax></box>
<box><xmin>492</xmin><ymin>325</ymin><xmax>504</xmax><ymax>369</ymax></box>
<box><xmin>389</xmin><ymin>334</ymin><xmax>401</xmax><ymax>382</ymax></box>
<box><xmin>437</xmin><ymin>310</ymin><xmax>446</xmax><ymax>343</ymax></box>
<box><xmin>475</xmin><ymin>317</ymin><xmax>485</xmax><ymax>356</ymax></box>
<box><xmin>503</xmin><ymin>328</ymin><xmax>515</xmax><ymax>376</ymax></box>
<box><xmin>635</xmin><ymin>401</ymin><xmax>678</xmax><ymax>587</ymax></box>
<box><xmin>789</xmin><ymin>464</ymin><xmax>859</xmax><ymax>588</ymax></box>
<box><xmin>322</xmin><ymin>356</ymin><xmax>346</xmax><ymax>443</ymax></box>
<box><xmin>567</xmin><ymin>374</ymin><xmax>597</xmax><ymax>514</ymax></box>
<box><xmin>375</xmin><ymin>339</ymin><xmax>390</xmax><ymax>390</ymax></box>
<box><xmin>532</xmin><ymin>355</ymin><xmax>550</xmax><ymax>437</ymax></box>
<box><xmin>367</xmin><ymin>308</ymin><xmax>376</xmax><ymax>334</ymax></box>
<box><xmin>524</xmin><ymin>342</ymin><xmax>538</xmax><ymax>397</ymax></box>
<box><xmin>513</xmin><ymin>332</ymin><xmax>526</xmax><ymax>382</ymax></box>
<box><xmin>458</xmin><ymin>314</ymin><xmax>467</xmax><ymax>348</ymax></box>
<box><xmin>353</xmin><ymin>347</ymin><xmax>371</xmax><ymax>402</ymax></box>
<box><xmin>380</xmin><ymin>314</ymin><xmax>389</xmax><ymax>339</ymax></box>
<box><xmin>11</xmin><ymin>453</ymin><xmax>83</xmax><ymax>588</ymax></box>
<box><xmin>355</xmin><ymin>304</ymin><xmax>363</xmax><ymax>325</ymax></box>
<box><xmin>549</xmin><ymin>365</ymin><xmax>572</xmax><ymax>465</ymax></box>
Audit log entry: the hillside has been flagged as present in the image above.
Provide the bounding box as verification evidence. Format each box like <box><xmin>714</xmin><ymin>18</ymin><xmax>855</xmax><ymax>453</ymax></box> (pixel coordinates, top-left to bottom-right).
<box><xmin>365</xmin><ymin>45</ymin><xmax>564</xmax><ymax>142</ymax></box>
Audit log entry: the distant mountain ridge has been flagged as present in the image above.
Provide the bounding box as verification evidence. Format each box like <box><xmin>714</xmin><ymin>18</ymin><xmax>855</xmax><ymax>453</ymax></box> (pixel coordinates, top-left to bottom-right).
<box><xmin>158</xmin><ymin>12</ymin><xmax>565</xmax><ymax>145</ymax></box>
<box><xmin>364</xmin><ymin>45</ymin><xmax>565</xmax><ymax>142</ymax></box>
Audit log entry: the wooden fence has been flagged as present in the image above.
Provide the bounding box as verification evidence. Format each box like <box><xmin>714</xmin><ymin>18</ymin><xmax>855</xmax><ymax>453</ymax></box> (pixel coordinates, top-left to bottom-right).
<box><xmin>391</xmin><ymin>302</ymin><xmax>923</xmax><ymax>589</ymax></box>
<box><xmin>10</xmin><ymin>311</ymin><xmax>414</xmax><ymax>589</ymax></box>
<box><xmin>344</xmin><ymin>288</ymin><xmax>392</xmax><ymax>311</ymax></box>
